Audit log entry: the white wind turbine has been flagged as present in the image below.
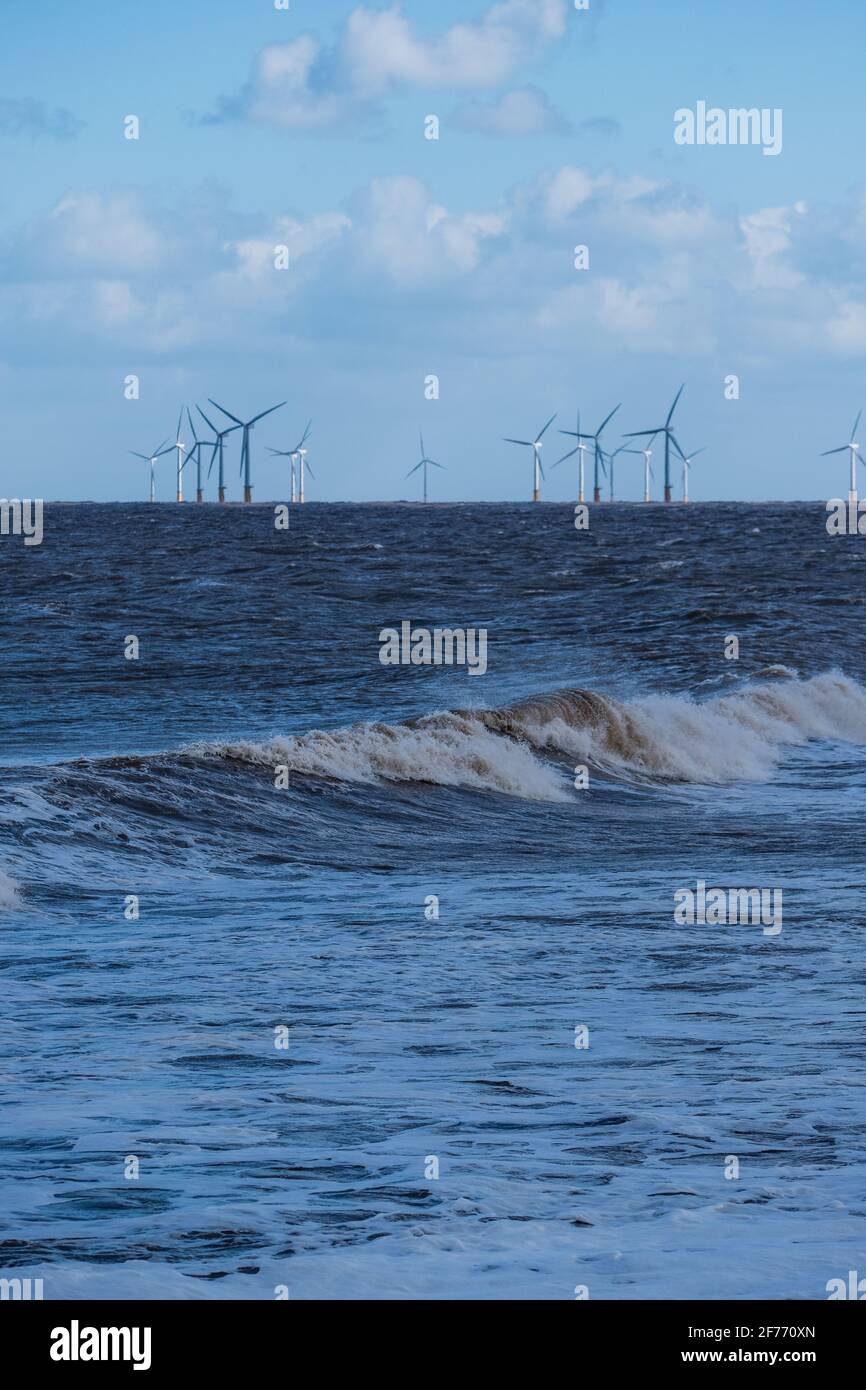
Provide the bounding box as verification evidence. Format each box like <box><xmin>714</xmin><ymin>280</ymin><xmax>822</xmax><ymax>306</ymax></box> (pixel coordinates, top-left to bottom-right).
<box><xmin>680</xmin><ymin>445</ymin><xmax>706</xmax><ymax>504</ymax></box>
<box><xmin>630</xmin><ymin>432</ymin><xmax>658</xmax><ymax>502</ymax></box>
<box><xmin>168</xmin><ymin>408</ymin><xmax>187</xmax><ymax>502</ymax></box>
<box><xmin>269</xmin><ymin>421</ymin><xmax>312</xmax><ymax>504</ymax></box>
<box><xmin>614</xmin><ymin>438</ymin><xmax>657</xmax><ymax>501</ymax></box>
<box><xmin>130</xmin><ymin>439</ymin><xmax>171</xmax><ymax>502</ymax></box>
<box><xmin>552</xmin><ymin>410</ymin><xmax>590</xmax><ymax>502</ymax></box>
<box><xmin>504</xmin><ymin>413</ymin><xmax>556</xmax><ymax>501</ymax></box>
<box><xmin>821</xmin><ymin>410</ymin><xmax>863</xmax><ymax>504</ymax></box>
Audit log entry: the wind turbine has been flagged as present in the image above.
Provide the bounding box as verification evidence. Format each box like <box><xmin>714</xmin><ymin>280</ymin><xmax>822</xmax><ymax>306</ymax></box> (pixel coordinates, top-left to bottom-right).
<box><xmin>130</xmin><ymin>439</ymin><xmax>171</xmax><ymax>503</ymax></box>
<box><xmin>196</xmin><ymin>405</ymin><xmax>239</xmax><ymax>504</ymax></box>
<box><xmin>504</xmin><ymin>413</ymin><xmax>556</xmax><ymax>501</ymax></box>
<box><xmin>169</xmin><ymin>408</ymin><xmax>187</xmax><ymax>502</ymax></box>
<box><xmin>628</xmin><ymin>434</ymin><xmax>658</xmax><ymax>503</ymax></box>
<box><xmin>821</xmin><ymin>411</ymin><xmax>863</xmax><ymax>504</ymax></box>
<box><xmin>406</xmin><ymin>433</ymin><xmax>446</xmax><ymax>502</ymax></box>
<box><xmin>607</xmin><ymin>442</ymin><xmax>645</xmax><ymax>502</ymax></box>
<box><xmin>269</xmin><ymin>421</ymin><xmax>312</xmax><ymax>504</ymax></box>
<box><xmin>624</xmin><ymin>385</ymin><xmax>685</xmax><ymax>503</ymax></box>
<box><xmin>185</xmin><ymin>407</ymin><xmax>215</xmax><ymax>504</ymax></box>
<box><xmin>560</xmin><ymin>404</ymin><xmax>620</xmax><ymax>503</ymax></box>
<box><xmin>611</xmin><ymin>442</ymin><xmax>653</xmax><ymax>502</ymax></box>
<box><xmin>209</xmin><ymin>398</ymin><xmax>286</xmax><ymax>503</ymax></box>
<box><xmin>297</xmin><ymin>423</ymin><xmax>313</xmax><ymax>503</ymax></box>
<box><xmin>552</xmin><ymin>411</ymin><xmax>590</xmax><ymax>502</ymax></box>
<box><xmin>680</xmin><ymin>446</ymin><xmax>706</xmax><ymax>504</ymax></box>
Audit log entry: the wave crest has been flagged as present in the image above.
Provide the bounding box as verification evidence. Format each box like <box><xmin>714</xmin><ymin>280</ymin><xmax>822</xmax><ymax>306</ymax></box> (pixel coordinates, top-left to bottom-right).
<box><xmin>197</xmin><ymin>671</ymin><xmax>866</xmax><ymax>799</ymax></box>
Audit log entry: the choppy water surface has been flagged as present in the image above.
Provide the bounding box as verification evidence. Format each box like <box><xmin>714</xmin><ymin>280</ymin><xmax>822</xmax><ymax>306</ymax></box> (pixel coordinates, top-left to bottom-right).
<box><xmin>1</xmin><ymin>501</ymin><xmax>864</xmax><ymax>1299</ymax></box>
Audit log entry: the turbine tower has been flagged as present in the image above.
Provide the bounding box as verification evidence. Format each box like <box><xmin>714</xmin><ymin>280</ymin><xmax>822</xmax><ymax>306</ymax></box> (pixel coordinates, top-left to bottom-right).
<box><xmin>210</xmin><ymin>398</ymin><xmax>286</xmax><ymax>503</ymax></box>
<box><xmin>606</xmin><ymin>442</ymin><xmax>637</xmax><ymax>502</ymax></box>
<box><xmin>169</xmin><ymin>408</ymin><xmax>187</xmax><ymax>502</ymax></box>
<box><xmin>821</xmin><ymin>411</ymin><xmax>863</xmax><ymax>505</ymax></box>
<box><xmin>630</xmin><ymin>435</ymin><xmax>658</xmax><ymax>503</ymax></box>
<box><xmin>680</xmin><ymin>446</ymin><xmax>706</xmax><ymax>504</ymax></box>
<box><xmin>560</xmin><ymin>404</ymin><xmax>620</xmax><ymax>503</ymax></box>
<box><xmin>298</xmin><ymin>425</ymin><xmax>312</xmax><ymax>503</ymax></box>
<box><xmin>624</xmin><ymin>385</ymin><xmax>685</xmax><ymax>503</ymax></box>
<box><xmin>185</xmin><ymin>407</ymin><xmax>215</xmax><ymax>503</ymax></box>
<box><xmin>130</xmin><ymin>439</ymin><xmax>170</xmax><ymax>502</ymax></box>
<box><xmin>553</xmin><ymin>411</ymin><xmax>590</xmax><ymax>501</ymax></box>
<box><xmin>269</xmin><ymin>421</ymin><xmax>312</xmax><ymax>504</ymax></box>
<box><xmin>406</xmin><ymin>433</ymin><xmax>446</xmax><ymax>502</ymax></box>
<box><xmin>196</xmin><ymin>405</ymin><xmax>239</xmax><ymax>504</ymax></box>
<box><xmin>504</xmin><ymin>413</ymin><xmax>556</xmax><ymax>501</ymax></box>
<box><xmin>613</xmin><ymin>443</ymin><xmax>653</xmax><ymax>501</ymax></box>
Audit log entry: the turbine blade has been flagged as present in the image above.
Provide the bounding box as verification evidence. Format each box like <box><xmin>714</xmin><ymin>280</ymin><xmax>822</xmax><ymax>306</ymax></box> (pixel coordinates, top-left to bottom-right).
<box><xmin>504</xmin><ymin>437</ymin><xmax>532</xmax><ymax>447</ymax></box>
<box><xmin>536</xmin><ymin>413</ymin><xmax>557</xmax><ymax>441</ymax></box>
<box><xmin>197</xmin><ymin>405</ymin><xmax>218</xmax><ymax>433</ymax></box>
<box><xmin>670</xmin><ymin>434</ymin><xmax>688</xmax><ymax>462</ymax></box>
<box><xmin>552</xmin><ymin>448</ymin><xmax>578</xmax><ymax>468</ymax></box>
<box><xmin>406</xmin><ymin>462</ymin><xmax>423</xmax><ymax>477</ymax></box>
<box><xmin>597</xmin><ymin>403</ymin><xmax>621</xmax><ymax>435</ymax></box>
<box><xmin>209</xmin><ymin>399</ymin><xmax>244</xmax><ymax>426</ymax></box>
<box><xmin>250</xmin><ymin>401</ymin><xmax>286</xmax><ymax>425</ymax></box>
<box><xmin>853</xmin><ymin>410</ymin><xmax>862</xmax><ymax>440</ymax></box>
<box><xmin>821</xmin><ymin>446</ymin><xmax>848</xmax><ymax>456</ymax></box>
<box><xmin>666</xmin><ymin>383</ymin><xmax>685</xmax><ymax>426</ymax></box>
<box><xmin>186</xmin><ymin>406</ymin><xmax>199</xmax><ymax>442</ymax></box>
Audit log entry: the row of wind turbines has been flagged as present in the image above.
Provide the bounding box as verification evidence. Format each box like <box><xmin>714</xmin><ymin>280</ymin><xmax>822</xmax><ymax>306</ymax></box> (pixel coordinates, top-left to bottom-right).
<box><xmin>131</xmin><ymin>398</ymin><xmax>315</xmax><ymax>504</ymax></box>
<box><xmin>130</xmin><ymin>386</ymin><xmax>865</xmax><ymax>505</ymax></box>
<box><xmin>406</xmin><ymin>386</ymin><xmax>703</xmax><ymax>503</ymax></box>
<box><xmin>503</xmin><ymin>385</ymin><xmax>704</xmax><ymax>505</ymax></box>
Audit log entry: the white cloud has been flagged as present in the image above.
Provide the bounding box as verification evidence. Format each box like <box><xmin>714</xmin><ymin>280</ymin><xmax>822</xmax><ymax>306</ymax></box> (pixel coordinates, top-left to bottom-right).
<box><xmin>5</xmin><ymin>169</ymin><xmax>866</xmax><ymax>370</ymax></box>
<box><xmin>246</xmin><ymin>38</ymin><xmax>349</xmax><ymax>131</ymax></box>
<box><xmin>452</xmin><ymin>86</ymin><xmax>569</xmax><ymax>136</ymax></box>
<box><xmin>46</xmin><ymin>193</ymin><xmax>167</xmax><ymax>275</ymax></box>
<box><xmin>206</xmin><ymin>0</ymin><xmax>571</xmax><ymax>130</ymax></box>
<box><xmin>740</xmin><ymin>202</ymin><xmax>809</xmax><ymax>289</ymax></box>
<box><xmin>825</xmin><ymin>300</ymin><xmax>866</xmax><ymax>355</ymax></box>
<box><xmin>343</xmin><ymin>0</ymin><xmax>567</xmax><ymax>95</ymax></box>
<box><xmin>351</xmin><ymin>176</ymin><xmax>506</xmax><ymax>286</ymax></box>
<box><xmin>542</xmin><ymin>167</ymin><xmax>599</xmax><ymax>218</ymax></box>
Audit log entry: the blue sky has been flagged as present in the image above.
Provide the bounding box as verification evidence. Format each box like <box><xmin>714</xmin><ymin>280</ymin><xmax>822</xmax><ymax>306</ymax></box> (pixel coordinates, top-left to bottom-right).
<box><xmin>1</xmin><ymin>0</ymin><xmax>865</xmax><ymax>501</ymax></box>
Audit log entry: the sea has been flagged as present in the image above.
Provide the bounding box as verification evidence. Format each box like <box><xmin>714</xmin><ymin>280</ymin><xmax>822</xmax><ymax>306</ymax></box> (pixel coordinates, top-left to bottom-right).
<box><xmin>1</xmin><ymin>499</ymin><xmax>865</xmax><ymax>1300</ymax></box>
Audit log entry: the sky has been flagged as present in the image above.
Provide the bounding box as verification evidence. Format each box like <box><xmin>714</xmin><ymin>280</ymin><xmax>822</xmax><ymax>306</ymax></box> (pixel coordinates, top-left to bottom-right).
<box><xmin>1</xmin><ymin>0</ymin><xmax>865</xmax><ymax>502</ymax></box>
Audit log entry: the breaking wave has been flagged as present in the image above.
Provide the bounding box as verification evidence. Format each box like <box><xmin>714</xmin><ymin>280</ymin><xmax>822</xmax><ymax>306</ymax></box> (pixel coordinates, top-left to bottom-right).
<box><xmin>196</xmin><ymin>671</ymin><xmax>866</xmax><ymax>800</ymax></box>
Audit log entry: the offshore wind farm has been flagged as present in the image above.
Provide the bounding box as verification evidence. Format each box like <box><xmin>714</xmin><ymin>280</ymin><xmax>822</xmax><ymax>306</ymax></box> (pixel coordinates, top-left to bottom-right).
<box><xmin>127</xmin><ymin>384</ymin><xmax>866</xmax><ymax>507</ymax></box>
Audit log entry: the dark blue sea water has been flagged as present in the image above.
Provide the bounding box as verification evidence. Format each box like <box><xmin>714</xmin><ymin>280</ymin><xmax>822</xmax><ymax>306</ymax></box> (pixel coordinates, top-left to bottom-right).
<box><xmin>1</xmin><ymin>501</ymin><xmax>865</xmax><ymax>1299</ymax></box>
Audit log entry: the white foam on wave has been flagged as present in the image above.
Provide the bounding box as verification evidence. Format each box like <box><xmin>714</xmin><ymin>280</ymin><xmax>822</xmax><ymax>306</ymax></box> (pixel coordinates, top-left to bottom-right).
<box><xmin>510</xmin><ymin>671</ymin><xmax>866</xmax><ymax>784</ymax></box>
<box><xmin>195</xmin><ymin>672</ymin><xmax>866</xmax><ymax>798</ymax></box>
<box><xmin>0</xmin><ymin>868</ymin><xmax>22</xmax><ymax>909</ymax></box>
<box><xmin>199</xmin><ymin>713</ymin><xmax>571</xmax><ymax>802</ymax></box>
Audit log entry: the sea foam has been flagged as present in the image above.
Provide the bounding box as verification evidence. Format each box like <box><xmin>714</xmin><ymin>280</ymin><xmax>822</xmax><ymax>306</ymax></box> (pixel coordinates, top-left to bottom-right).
<box><xmin>0</xmin><ymin>868</ymin><xmax>22</xmax><ymax>909</ymax></box>
<box><xmin>199</xmin><ymin>671</ymin><xmax>866</xmax><ymax>799</ymax></box>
